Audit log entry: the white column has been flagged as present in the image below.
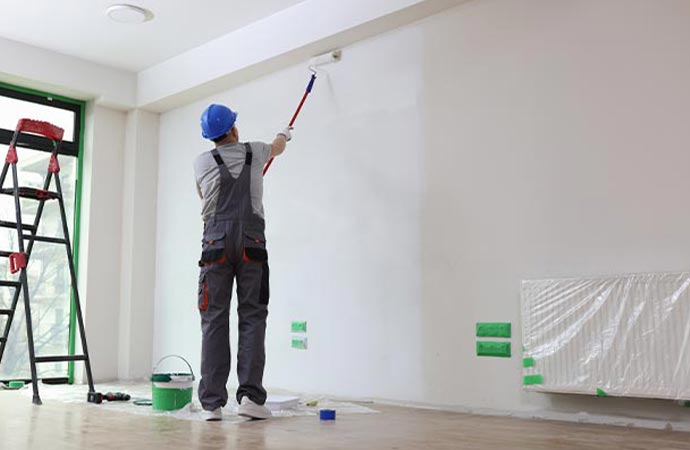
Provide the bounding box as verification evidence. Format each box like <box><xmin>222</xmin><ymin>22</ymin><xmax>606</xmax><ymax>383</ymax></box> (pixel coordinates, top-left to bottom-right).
<box><xmin>78</xmin><ymin>103</ymin><xmax>127</xmax><ymax>382</ymax></box>
<box><xmin>118</xmin><ymin>109</ymin><xmax>160</xmax><ymax>380</ymax></box>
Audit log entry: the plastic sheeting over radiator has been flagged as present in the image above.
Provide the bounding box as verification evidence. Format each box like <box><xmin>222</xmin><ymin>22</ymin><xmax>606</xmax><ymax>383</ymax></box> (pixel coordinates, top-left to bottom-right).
<box><xmin>521</xmin><ymin>272</ymin><xmax>690</xmax><ymax>400</ymax></box>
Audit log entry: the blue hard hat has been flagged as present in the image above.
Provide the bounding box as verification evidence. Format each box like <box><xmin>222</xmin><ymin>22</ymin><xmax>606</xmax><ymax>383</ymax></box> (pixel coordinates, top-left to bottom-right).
<box><xmin>200</xmin><ymin>104</ymin><xmax>237</xmax><ymax>140</ymax></box>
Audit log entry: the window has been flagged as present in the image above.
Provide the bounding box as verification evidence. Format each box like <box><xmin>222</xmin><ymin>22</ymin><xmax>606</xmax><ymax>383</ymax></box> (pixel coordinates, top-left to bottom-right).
<box><xmin>0</xmin><ymin>84</ymin><xmax>84</xmax><ymax>382</ymax></box>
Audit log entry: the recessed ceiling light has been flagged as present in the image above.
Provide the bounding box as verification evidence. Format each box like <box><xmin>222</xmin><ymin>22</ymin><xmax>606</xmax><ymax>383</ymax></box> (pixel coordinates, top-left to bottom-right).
<box><xmin>106</xmin><ymin>4</ymin><xmax>154</xmax><ymax>24</ymax></box>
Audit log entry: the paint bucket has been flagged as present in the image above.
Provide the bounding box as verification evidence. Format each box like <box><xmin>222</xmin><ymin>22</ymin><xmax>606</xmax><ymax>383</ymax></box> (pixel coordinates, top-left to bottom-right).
<box><xmin>151</xmin><ymin>355</ymin><xmax>195</xmax><ymax>411</ymax></box>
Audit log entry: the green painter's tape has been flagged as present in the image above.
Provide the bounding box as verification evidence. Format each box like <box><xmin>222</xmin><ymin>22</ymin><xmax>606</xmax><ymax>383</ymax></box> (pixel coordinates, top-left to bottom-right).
<box><xmin>291</xmin><ymin>321</ymin><xmax>307</xmax><ymax>333</ymax></box>
<box><xmin>476</xmin><ymin>341</ymin><xmax>511</xmax><ymax>358</ymax></box>
<box><xmin>523</xmin><ymin>374</ymin><xmax>544</xmax><ymax>385</ymax></box>
<box><xmin>476</xmin><ymin>322</ymin><xmax>511</xmax><ymax>338</ymax></box>
<box><xmin>523</xmin><ymin>357</ymin><xmax>535</xmax><ymax>368</ymax></box>
<box><xmin>596</xmin><ymin>388</ymin><xmax>608</xmax><ymax>398</ymax></box>
<box><xmin>0</xmin><ymin>81</ymin><xmax>85</xmax><ymax>105</ymax></box>
<box><xmin>68</xmin><ymin>102</ymin><xmax>86</xmax><ymax>385</ymax></box>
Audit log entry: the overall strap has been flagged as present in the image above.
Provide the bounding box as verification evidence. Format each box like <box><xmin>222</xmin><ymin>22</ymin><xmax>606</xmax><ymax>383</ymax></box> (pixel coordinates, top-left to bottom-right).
<box><xmin>211</xmin><ymin>148</ymin><xmax>227</xmax><ymax>170</ymax></box>
<box><xmin>244</xmin><ymin>142</ymin><xmax>252</xmax><ymax>166</ymax></box>
<box><xmin>211</xmin><ymin>145</ymin><xmax>251</xmax><ymax>167</ymax></box>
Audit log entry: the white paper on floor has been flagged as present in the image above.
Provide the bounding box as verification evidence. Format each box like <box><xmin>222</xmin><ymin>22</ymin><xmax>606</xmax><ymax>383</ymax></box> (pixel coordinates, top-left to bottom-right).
<box><xmin>20</xmin><ymin>382</ymin><xmax>377</xmax><ymax>423</ymax></box>
<box><xmin>267</xmin><ymin>395</ymin><xmax>303</xmax><ymax>411</ymax></box>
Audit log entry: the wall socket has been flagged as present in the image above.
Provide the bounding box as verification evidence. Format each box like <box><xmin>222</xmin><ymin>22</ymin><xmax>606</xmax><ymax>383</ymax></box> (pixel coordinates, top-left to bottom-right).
<box><xmin>476</xmin><ymin>322</ymin><xmax>511</xmax><ymax>338</ymax></box>
<box><xmin>476</xmin><ymin>341</ymin><xmax>511</xmax><ymax>358</ymax></box>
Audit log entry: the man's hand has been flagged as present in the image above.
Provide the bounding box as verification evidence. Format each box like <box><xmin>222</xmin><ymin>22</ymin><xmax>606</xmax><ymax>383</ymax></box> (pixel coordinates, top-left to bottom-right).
<box><xmin>270</xmin><ymin>126</ymin><xmax>293</xmax><ymax>158</ymax></box>
<box><xmin>278</xmin><ymin>126</ymin><xmax>293</xmax><ymax>142</ymax></box>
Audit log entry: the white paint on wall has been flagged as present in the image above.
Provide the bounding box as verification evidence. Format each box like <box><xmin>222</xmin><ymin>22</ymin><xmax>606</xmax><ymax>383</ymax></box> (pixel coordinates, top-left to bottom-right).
<box><xmin>152</xmin><ymin>0</ymin><xmax>690</xmax><ymax>422</ymax></box>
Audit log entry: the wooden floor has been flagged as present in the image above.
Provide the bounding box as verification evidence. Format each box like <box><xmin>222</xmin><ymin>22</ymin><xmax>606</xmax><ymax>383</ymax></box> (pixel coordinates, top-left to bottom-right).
<box><xmin>2</xmin><ymin>390</ymin><xmax>690</xmax><ymax>450</ymax></box>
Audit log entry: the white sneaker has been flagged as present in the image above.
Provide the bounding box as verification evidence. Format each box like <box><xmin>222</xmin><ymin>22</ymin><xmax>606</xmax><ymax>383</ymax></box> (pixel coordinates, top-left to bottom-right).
<box><xmin>238</xmin><ymin>397</ymin><xmax>272</xmax><ymax>419</ymax></box>
<box><xmin>201</xmin><ymin>408</ymin><xmax>222</xmax><ymax>421</ymax></box>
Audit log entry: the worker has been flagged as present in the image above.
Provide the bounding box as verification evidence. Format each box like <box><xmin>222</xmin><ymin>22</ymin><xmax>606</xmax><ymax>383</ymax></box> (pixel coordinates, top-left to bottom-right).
<box><xmin>194</xmin><ymin>104</ymin><xmax>290</xmax><ymax>421</ymax></box>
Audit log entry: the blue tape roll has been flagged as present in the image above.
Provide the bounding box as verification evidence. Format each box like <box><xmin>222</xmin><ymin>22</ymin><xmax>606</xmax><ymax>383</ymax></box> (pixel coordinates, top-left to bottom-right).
<box><xmin>319</xmin><ymin>409</ymin><xmax>336</xmax><ymax>420</ymax></box>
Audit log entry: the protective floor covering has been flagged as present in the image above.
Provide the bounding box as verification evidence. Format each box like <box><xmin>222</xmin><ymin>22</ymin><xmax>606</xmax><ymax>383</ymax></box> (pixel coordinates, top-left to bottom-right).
<box><xmin>19</xmin><ymin>382</ymin><xmax>377</xmax><ymax>423</ymax></box>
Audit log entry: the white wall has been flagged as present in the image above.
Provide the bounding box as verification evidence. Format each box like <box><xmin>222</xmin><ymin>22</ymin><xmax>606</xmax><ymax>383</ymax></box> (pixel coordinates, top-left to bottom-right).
<box><xmin>153</xmin><ymin>0</ymin><xmax>690</xmax><ymax>423</ymax></box>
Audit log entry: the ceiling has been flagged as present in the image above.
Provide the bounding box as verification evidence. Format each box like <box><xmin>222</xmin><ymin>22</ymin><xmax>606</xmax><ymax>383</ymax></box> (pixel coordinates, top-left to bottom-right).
<box><xmin>0</xmin><ymin>0</ymin><xmax>305</xmax><ymax>72</ymax></box>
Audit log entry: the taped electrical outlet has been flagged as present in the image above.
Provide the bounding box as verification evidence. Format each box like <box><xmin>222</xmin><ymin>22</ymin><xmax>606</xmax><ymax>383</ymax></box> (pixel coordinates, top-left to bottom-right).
<box><xmin>292</xmin><ymin>336</ymin><xmax>308</xmax><ymax>350</ymax></box>
<box><xmin>291</xmin><ymin>321</ymin><xmax>307</xmax><ymax>333</ymax></box>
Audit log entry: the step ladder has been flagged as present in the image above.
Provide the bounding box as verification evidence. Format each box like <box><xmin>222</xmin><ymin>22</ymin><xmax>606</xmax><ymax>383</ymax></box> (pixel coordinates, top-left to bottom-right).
<box><xmin>0</xmin><ymin>119</ymin><xmax>97</xmax><ymax>405</ymax></box>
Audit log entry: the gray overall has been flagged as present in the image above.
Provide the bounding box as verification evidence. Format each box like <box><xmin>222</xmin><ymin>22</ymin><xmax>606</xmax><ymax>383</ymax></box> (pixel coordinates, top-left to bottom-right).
<box><xmin>198</xmin><ymin>143</ymin><xmax>269</xmax><ymax>410</ymax></box>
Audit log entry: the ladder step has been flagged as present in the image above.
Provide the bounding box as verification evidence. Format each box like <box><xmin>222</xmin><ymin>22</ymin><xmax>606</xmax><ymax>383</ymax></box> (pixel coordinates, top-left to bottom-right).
<box><xmin>41</xmin><ymin>377</ymin><xmax>70</xmax><ymax>385</ymax></box>
<box><xmin>0</xmin><ymin>309</ymin><xmax>12</xmax><ymax>315</ymax></box>
<box><xmin>0</xmin><ymin>251</ymin><xmax>10</xmax><ymax>258</ymax></box>
<box><xmin>22</xmin><ymin>235</ymin><xmax>66</xmax><ymax>245</ymax></box>
<box><xmin>0</xmin><ymin>221</ymin><xmax>36</xmax><ymax>233</ymax></box>
<box><xmin>35</xmin><ymin>355</ymin><xmax>86</xmax><ymax>363</ymax></box>
<box><xmin>0</xmin><ymin>281</ymin><xmax>21</xmax><ymax>288</ymax></box>
<box><xmin>0</xmin><ymin>187</ymin><xmax>61</xmax><ymax>201</ymax></box>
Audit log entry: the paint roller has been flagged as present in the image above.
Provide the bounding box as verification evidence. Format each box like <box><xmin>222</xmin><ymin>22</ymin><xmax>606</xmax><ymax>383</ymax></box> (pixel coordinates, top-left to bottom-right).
<box><xmin>262</xmin><ymin>50</ymin><xmax>342</xmax><ymax>175</ymax></box>
<box><xmin>309</xmin><ymin>49</ymin><xmax>342</xmax><ymax>71</ymax></box>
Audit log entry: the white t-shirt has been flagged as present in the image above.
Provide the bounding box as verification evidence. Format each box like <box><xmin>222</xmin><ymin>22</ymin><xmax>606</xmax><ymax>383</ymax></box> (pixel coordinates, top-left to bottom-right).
<box><xmin>193</xmin><ymin>141</ymin><xmax>271</xmax><ymax>222</ymax></box>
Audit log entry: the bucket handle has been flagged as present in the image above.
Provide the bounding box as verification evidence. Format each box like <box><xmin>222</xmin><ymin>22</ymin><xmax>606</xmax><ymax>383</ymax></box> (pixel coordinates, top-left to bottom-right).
<box><xmin>153</xmin><ymin>354</ymin><xmax>195</xmax><ymax>378</ymax></box>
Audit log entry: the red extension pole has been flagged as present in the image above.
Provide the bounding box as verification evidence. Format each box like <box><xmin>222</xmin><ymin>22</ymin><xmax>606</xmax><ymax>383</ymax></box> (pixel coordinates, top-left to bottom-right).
<box><xmin>262</xmin><ymin>73</ymin><xmax>317</xmax><ymax>176</ymax></box>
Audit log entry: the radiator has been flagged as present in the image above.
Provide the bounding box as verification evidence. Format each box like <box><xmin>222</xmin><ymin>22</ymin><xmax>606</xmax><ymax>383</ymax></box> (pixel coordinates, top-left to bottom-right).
<box><xmin>521</xmin><ymin>272</ymin><xmax>690</xmax><ymax>400</ymax></box>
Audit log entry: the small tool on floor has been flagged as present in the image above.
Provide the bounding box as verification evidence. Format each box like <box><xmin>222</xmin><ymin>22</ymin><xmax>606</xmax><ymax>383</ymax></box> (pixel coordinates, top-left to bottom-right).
<box><xmin>88</xmin><ymin>392</ymin><xmax>103</xmax><ymax>404</ymax></box>
<box><xmin>86</xmin><ymin>392</ymin><xmax>130</xmax><ymax>404</ymax></box>
<box><xmin>103</xmin><ymin>392</ymin><xmax>131</xmax><ymax>402</ymax></box>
